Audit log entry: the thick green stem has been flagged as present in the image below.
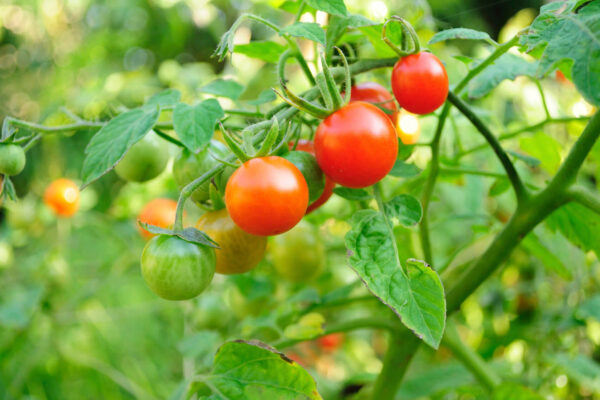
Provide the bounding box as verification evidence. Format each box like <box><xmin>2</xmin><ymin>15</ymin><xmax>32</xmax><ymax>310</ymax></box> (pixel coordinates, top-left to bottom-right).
<box><xmin>442</xmin><ymin>321</ymin><xmax>500</xmax><ymax>391</ymax></box>
<box><xmin>567</xmin><ymin>185</ymin><xmax>600</xmax><ymax>215</ymax></box>
<box><xmin>448</xmin><ymin>91</ymin><xmax>528</xmax><ymax>203</ymax></box>
<box><xmin>371</xmin><ymin>332</ymin><xmax>420</xmax><ymax>400</ymax></box>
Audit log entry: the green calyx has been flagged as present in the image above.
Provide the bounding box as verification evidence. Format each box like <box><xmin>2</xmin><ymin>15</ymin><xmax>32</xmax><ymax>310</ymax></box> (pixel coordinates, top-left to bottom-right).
<box><xmin>382</xmin><ymin>16</ymin><xmax>421</xmax><ymax>57</ymax></box>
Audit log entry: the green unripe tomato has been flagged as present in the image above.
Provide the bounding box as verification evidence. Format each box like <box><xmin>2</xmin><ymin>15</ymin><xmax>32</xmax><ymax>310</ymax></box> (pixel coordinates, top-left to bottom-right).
<box><xmin>283</xmin><ymin>151</ymin><xmax>325</xmax><ymax>203</ymax></box>
<box><xmin>141</xmin><ymin>235</ymin><xmax>216</xmax><ymax>300</ymax></box>
<box><xmin>270</xmin><ymin>220</ymin><xmax>325</xmax><ymax>282</ymax></box>
<box><xmin>173</xmin><ymin>140</ymin><xmax>228</xmax><ymax>204</ymax></box>
<box><xmin>115</xmin><ymin>131</ymin><xmax>169</xmax><ymax>182</ymax></box>
<box><xmin>0</xmin><ymin>144</ymin><xmax>26</xmax><ymax>176</ymax></box>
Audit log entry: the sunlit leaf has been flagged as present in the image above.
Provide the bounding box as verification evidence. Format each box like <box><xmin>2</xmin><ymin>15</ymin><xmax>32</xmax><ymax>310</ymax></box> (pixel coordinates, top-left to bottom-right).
<box><xmin>468</xmin><ymin>53</ymin><xmax>538</xmax><ymax>99</ymax></box>
<box><xmin>173</xmin><ymin>99</ymin><xmax>224</xmax><ymax>153</ymax></box>
<box><xmin>281</xmin><ymin>22</ymin><xmax>326</xmax><ymax>45</ymax></box>
<box><xmin>429</xmin><ymin>28</ymin><xmax>495</xmax><ymax>45</ymax></box>
<box><xmin>234</xmin><ymin>41</ymin><xmax>287</xmax><ymax>63</ymax></box>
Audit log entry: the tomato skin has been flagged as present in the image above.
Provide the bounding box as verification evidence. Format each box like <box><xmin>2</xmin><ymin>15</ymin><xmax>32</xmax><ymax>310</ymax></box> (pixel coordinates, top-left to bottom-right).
<box><xmin>314</xmin><ymin>102</ymin><xmax>398</xmax><ymax>189</ymax></box>
<box><xmin>289</xmin><ymin>140</ymin><xmax>335</xmax><ymax>213</ymax></box>
<box><xmin>317</xmin><ymin>333</ymin><xmax>344</xmax><ymax>352</ymax></box>
<box><xmin>44</xmin><ymin>179</ymin><xmax>80</xmax><ymax>217</ymax></box>
<box><xmin>173</xmin><ymin>140</ymin><xmax>228</xmax><ymax>204</ymax></box>
<box><xmin>270</xmin><ymin>220</ymin><xmax>324</xmax><ymax>282</ymax></box>
<box><xmin>0</xmin><ymin>144</ymin><xmax>26</xmax><ymax>176</ymax></box>
<box><xmin>282</xmin><ymin>151</ymin><xmax>325</xmax><ymax>203</ymax></box>
<box><xmin>391</xmin><ymin>52</ymin><xmax>448</xmax><ymax>115</ymax></box>
<box><xmin>141</xmin><ymin>235</ymin><xmax>215</xmax><ymax>301</ymax></box>
<box><xmin>196</xmin><ymin>209</ymin><xmax>266</xmax><ymax>274</ymax></box>
<box><xmin>138</xmin><ymin>198</ymin><xmax>178</xmax><ymax>239</ymax></box>
<box><xmin>115</xmin><ymin>132</ymin><xmax>169</xmax><ymax>182</ymax></box>
<box><xmin>350</xmin><ymin>82</ymin><xmax>398</xmax><ymax>123</ymax></box>
<box><xmin>225</xmin><ymin>156</ymin><xmax>308</xmax><ymax>236</ymax></box>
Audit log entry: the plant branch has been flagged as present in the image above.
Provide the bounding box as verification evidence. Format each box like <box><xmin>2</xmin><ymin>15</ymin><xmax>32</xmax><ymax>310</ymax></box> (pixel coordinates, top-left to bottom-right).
<box><xmin>442</xmin><ymin>321</ymin><xmax>500</xmax><ymax>391</ymax></box>
<box><xmin>567</xmin><ymin>185</ymin><xmax>600</xmax><ymax>215</ymax></box>
<box><xmin>448</xmin><ymin>91</ymin><xmax>528</xmax><ymax>203</ymax></box>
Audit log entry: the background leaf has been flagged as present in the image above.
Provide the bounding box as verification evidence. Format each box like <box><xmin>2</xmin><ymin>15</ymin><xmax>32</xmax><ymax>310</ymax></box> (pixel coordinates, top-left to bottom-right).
<box><xmin>384</xmin><ymin>194</ymin><xmax>423</xmax><ymax>227</ymax></box>
<box><xmin>304</xmin><ymin>0</ymin><xmax>347</xmax><ymax>16</ymax></box>
<box><xmin>468</xmin><ymin>53</ymin><xmax>538</xmax><ymax>98</ymax></box>
<box><xmin>200</xmin><ymin>79</ymin><xmax>245</xmax><ymax>100</ymax></box>
<box><xmin>173</xmin><ymin>99</ymin><xmax>224</xmax><ymax>153</ymax></box>
<box><xmin>520</xmin><ymin>0</ymin><xmax>600</xmax><ymax>106</ymax></box>
<box><xmin>234</xmin><ymin>41</ymin><xmax>287</xmax><ymax>63</ymax></box>
<box><xmin>205</xmin><ymin>340</ymin><xmax>322</xmax><ymax>399</ymax></box>
<box><xmin>520</xmin><ymin>132</ymin><xmax>561</xmax><ymax>174</ymax></box>
<box><xmin>81</xmin><ymin>107</ymin><xmax>158</xmax><ymax>188</ymax></box>
<box><xmin>546</xmin><ymin>203</ymin><xmax>600</xmax><ymax>259</ymax></box>
<box><xmin>146</xmin><ymin>89</ymin><xmax>181</xmax><ymax>108</ymax></box>
<box><xmin>281</xmin><ymin>23</ymin><xmax>326</xmax><ymax>45</ymax></box>
<box><xmin>345</xmin><ymin>211</ymin><xmax>446</xmax><ymax>348</ymax></box>
<box><xmin>429</xmin><ymin>28</ymin><xmax>494</xmax><ymax>45</ymax></box>
<box><xmin>333</xmin><ymin>187</ymin><xmax>372</xmax><ymax>201</ymax></box>
<box><xmin>389</xmin><ymin>160</ymin><xmax>421</xmax><ymax>177</ymax></box>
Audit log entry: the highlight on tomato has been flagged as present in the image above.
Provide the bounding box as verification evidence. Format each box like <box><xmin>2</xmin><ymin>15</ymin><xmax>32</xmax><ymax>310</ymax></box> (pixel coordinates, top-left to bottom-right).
<box><xmin>137</xmin><ymin>198</ymin><xmax>178</xmax><ymax>239</ymax></box>
<box><xmin>314</xmin><ymin>101</ymin><xmax>398</xmax><ymax>188</ymax></box>
<box><xmin>391</xmin><ymin>52</ymin><xmax>448</xmax><ymax>115</ymax></box>
<box><xmin>349</xmin><ymin>82</ymin><xmax>398</xmax><ymax>123</ymax></box>
<box><xmin>196</xmin><ymin>208</ymin><xmax>266</xmax><ymax>274</ymax></box>
<box><xmin>43</xmin><ymin>178</ymin><xmax>80</xmax><ymax>217</ymax></box>
<box><xmin>396</xmin><ymin>109</ymin><xmax>421</xmax><ymax>145</ymax></box>
<box><xmin>114</xmin><ymin>131</ymin><xmax>169</xmax><ymax>182</ymax></box>
<box><xmin>225</xmin><ymin>156</ymin><xmax>308</xmax><ymax>236</ymax></box>
<box><xmin>140</xmin><ymin>234</ymin><xmax>215</xmax><ymax>301</ymax></box>
<box><xmin>288</xmin><ymin>139</ymin><xmax>335</xmax><ymax>213</ymax></box>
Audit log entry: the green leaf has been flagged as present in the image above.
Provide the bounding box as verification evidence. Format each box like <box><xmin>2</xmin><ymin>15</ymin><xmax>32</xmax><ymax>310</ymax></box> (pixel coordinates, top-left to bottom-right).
<box><xmin>575</xmin><ymin>294</ymin><xmax>600</xmax><ymax>321</ymax></box>
<box><xmin>520</xmin><ymin>0</ymin><xmax>600</xmax><ymax>106</ymax></box>
<box><xmin>398</xmin><ymin>142</ymin><xmax>415</xmax><ymax>161</ymax></box>
<box><xmin>333</xmin><ymin>187</ymin><xmax>372</xmax><ymax>201</ymax></box>
<box><xmin>429</xmin><ymin>28</ymin><xmax>495</xmax><ymax>45</ymax></box>
<box><xmin>283</xmin><ymin>313</ymin><xmax>325</xmax><ymax>340</ymax></box>
<box><xmin>547</xmin><ymin>203</ymin><xmax>600</xmax><ymax>259</ymax></box>
<box><xmin>468</xmin><ymin>53</ymin><xmax>538</xmax><ymax>98</ymax></box>
<box><xmin>247</xmin><ymin>90</ymin><xmax>277</xmax><ymax>106</ymax></box>
<box><xmin>204</xmin><ymin>340</ymin><xmax>322</xmax><ymax>399</ymax></box>
<box><xmin>281</xmin><ymin>22</ymin><xmax>326</xmax><ymax>45</ymax></box>
<box><xmin>389</xmin><ymin>159</ymin><xmax>421</xmax><ymax>177</ymax></box>
<box><xmin>178</xmin><ymin>330</ymin><xmax>221</xmax><ymax>366</ymax></box>
<box><xmin>345</xmin><ymin>211</ymin><xmax>446</xmax><ymax>348</ymax></box>
<box><xmin>234</xmin><ymin>41</ymin><xmax>287</xmax><ymax>64</ymax></box>
<box><xmin>489</xmin><ymin>178</ymin><xmax>510</xmax><ymax>197</ymax></box>
<box><xmin>547</xmin><ymin>353</ymin><xmax>600</xmax><ymax>393</ymax></box>
<box><xmin>520</xmin><ymin>132</ymin><xmax>561</xmax><ymax>174</ymax></box>
<box><xmin>521</xmin><ymin>233</ymin><xmax>572</xmax><ymax>280</ymax></box>
<box><xmin>81</xmin><ymin>107</ymin><xmax>159</xmax><ymax>188</ymax></box>
<box><xmin>493</xmin><ymin>383</ymin><xmax>544</xmax><ymax>400</ymax></box>
<box><xmin>398</xmin><ymin>362</ymin><xmax>474</xmax><ymax>398</ymax></box>
<box><xmin>200</xmin><ymin>79</ymin><xmax>245</xmax><ymax>100</ymax></box>
<box><xmin>507</xmin><ymin>150</ymin><xmax>541</xmax><ymax>168</ymax></box>
<box><xmin>360</xmin><ymin>24</ymin><xmax>398</xmax><ymax>57</ymax></box>
<box><xmin>173</xmin><ymin>99</ymin><xmax>224</xmax><ymax>153</ymax></box>
<box><xmin>0</xmin><ymin>284</ymin><xmax>44</xmax><ymax>329</ymax></box>
<box><xmin>146</xmin><ymin>89</ymin><xmax>181</xmax><ymax>108</ymax></box>
<box><xmin>305</xmin><ymin>0</ymin><xmax>347</xmax><ymax>16</ymax></box>
<box><xmin>137</xmin><ymin>222</ymin><xmax>220</xmax><ymax>249</ymax></box>
<box><xmin>384</xmin><ymin>194</ymin><xmax>423</xmax><ymax>227</ymax></box>
<box><xmin>326</xmin><ymin>14</ymin><xmax>375</xmax><ymax>51</ymax></box>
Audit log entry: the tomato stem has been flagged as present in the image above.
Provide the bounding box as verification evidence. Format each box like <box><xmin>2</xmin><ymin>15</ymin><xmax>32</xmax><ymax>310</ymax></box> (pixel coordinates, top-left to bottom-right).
<box><xmin>382</xmin><ymin>16</ymin><xmax>421</xmax><ymax>57</ymax></box>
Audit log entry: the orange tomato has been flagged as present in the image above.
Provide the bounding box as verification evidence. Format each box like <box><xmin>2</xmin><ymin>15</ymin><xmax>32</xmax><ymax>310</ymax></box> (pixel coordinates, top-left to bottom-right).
<box><xmin>44</xmin><ymin>178</ymin><xmax>80</xmax><ymax>217</ymax></box>
<box><xmin>138</xmin><ymin>198</ymin><xmax>178</xmax><ymax>239</ymax></box>
<box><xmin>396</xmin><ymin>109</ymin><xmax>421</xmax><ymax>145</ymax></box>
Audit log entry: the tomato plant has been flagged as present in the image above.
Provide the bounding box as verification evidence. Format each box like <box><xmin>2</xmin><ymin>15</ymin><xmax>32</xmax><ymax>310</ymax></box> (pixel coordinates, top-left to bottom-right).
<box><xmin>2</xmin><ymin>1</ymin><xmax>600</xmax><ymax>399</ymax></box>
<box><xmin>225</xmin><ymin>156</ymin><xmax>308</xmax><ymax>236</ymax></box>
<box><xmin>196</xmin><ymin>208</ymin><xmax>266</xmax><ymax>274</ymax></box>
<box><xmin>141</xmin><ymin>235</ymin><xmax>216</xmax><ymax>300</ymax></box>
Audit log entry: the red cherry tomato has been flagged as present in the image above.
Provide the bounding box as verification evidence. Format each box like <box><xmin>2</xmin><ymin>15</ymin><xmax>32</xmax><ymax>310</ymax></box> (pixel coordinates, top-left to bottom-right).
<box><xmin>225</xmin><ymin>156</ymin><xmax>308</xmax><ymax>236</ymax></box>
<box><xmin>314</xmin><ymin>102</ymin><xmax>398</xmax><ymax>189</ymax></box>
<box><xmin>289</xmin><ymin>139</ymin><xmax>335</xmax><ymax>213</ymax></box>
<box><xmin>317</xmin><ymin>333</ymin><xmax>345</xmax><ymax>352</ymax></box>
<box><xmin>349</xmin><ymin>82</ymin><xmax>398</xmax><ymax>124</ymax></box>
<box><xmin>391</xmin><ymin>52</ymin><xmax>448</xmax><ymax>115</ymax></box>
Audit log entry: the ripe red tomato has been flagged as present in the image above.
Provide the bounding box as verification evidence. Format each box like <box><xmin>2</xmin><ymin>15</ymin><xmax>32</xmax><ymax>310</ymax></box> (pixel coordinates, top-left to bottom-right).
<box><xmin>391</xmin><ymin>52</ymin><xmax>448</xmax><ymax>115</ymax></box>
<box><xmin>225</xmin><ymin>156</ymin><xmax>308</xmax><ymax>236</ymax></box>
<box><xmin>138</xmin><ymin>198</ymin><xmax>178</xmax><ymax>239</ymax></box>
<box><xmin>317</xmin><ymin>333</ymin><xmax>345</xmax><ymax>352</ymax></box>
<box><xmin>349</xmin><ymin>82</ymin><xmax>398</xmax><ymax>123</ymax></box>
<box><xmin>289</xmin><ymin>139</ymin><xmax>335</xmax><ymax>213</ymax></box>
<box><xmin>44</xmin><ymin>179</ymin><xmax>80</xmax><ymax>217</ymax></box>
<box><xmin>314</xmin><ymin>102</ymin><xmax>398</xmax><ymax>188</ymax></box>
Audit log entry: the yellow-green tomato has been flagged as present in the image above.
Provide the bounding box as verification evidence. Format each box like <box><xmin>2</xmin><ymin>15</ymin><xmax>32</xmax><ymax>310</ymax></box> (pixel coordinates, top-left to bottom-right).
<box><xmin>141</xmin><ymin>235</ymin><xmax>216</xmax><ymax>300</ymax></box>
<box><xmin>270</xmin><ymin>221</ymin><xmax>325</xmax><ymax>282</ymax></box>
<box><xmin>173</xmin><ymin>140</ymin><xmax>228</xmax><ymax>204</ymax></box>
<box><xmin>115</xmin><ymin>131</ymin><xmax>169</xmax><ymax>182</ymax></box>
<box><xmin>196</xmin><ymin>209</ymin><xmax>266</xmax><ymax>274</ymax></box>
<box><xmin>0</xmin><ymin>144</ymin><xmax>26</xmax><ymax>176</ymax></box>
